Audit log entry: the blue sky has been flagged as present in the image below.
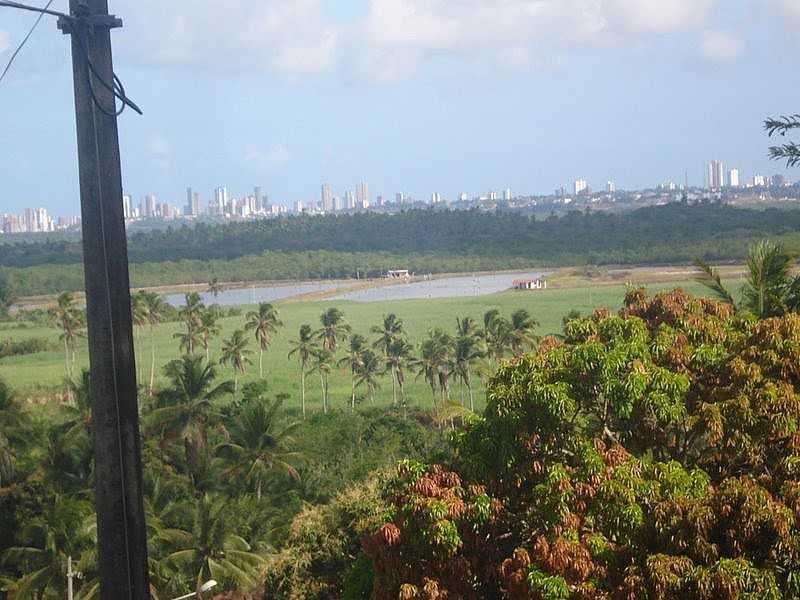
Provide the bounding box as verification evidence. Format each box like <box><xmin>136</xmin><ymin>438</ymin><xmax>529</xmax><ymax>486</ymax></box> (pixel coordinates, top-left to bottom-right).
<box><xmin>1</xmin><ymin>0</ymin><xmax>799</xmax><ymax>214</ymax></box>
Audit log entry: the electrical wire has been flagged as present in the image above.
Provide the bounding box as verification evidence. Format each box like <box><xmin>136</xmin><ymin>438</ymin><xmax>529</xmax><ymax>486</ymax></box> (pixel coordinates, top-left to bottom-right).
<box><xmin>0</xmin><ymin>0</ymin><xmax>58</xmax><ymax>85</ymax></box>
<box><xmin>0</xmin><ymin>0</ymin><xmax>142</xmax><ymax>116</ymax></box>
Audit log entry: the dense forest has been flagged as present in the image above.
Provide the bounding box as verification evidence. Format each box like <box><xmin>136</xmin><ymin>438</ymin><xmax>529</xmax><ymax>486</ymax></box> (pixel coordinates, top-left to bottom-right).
<box><xmin>3</xmin><ymin>204</ymin><xmax>800</xmax><ymax>297</ymax></box>
<box><xmin>2</xmin><ymin>204</ymin><xmax>800</xmax><ymax>268</ymax></box>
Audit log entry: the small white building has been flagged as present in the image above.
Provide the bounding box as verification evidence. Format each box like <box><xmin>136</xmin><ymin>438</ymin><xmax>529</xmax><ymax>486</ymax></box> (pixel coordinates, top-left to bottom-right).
<box><xmin>386</xmin><ymin>269</ymin><xmax>411</xmax><ymax>279</ymax></box>
<box><xmin>513</xmin><ymin>278</ymin><xmax>548</xmax><ymax>291</ymax></box>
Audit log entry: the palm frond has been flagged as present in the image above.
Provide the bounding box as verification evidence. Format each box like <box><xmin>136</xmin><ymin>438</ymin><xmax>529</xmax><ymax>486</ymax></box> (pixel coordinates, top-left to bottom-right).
<box><xmin>693</xmin><ymin>258</ymin><xmax>736</xmax><ymax>307</ymax></box>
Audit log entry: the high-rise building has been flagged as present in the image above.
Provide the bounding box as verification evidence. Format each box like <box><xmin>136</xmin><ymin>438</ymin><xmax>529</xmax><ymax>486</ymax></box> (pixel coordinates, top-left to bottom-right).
<box><xmin>458</xmin><ymin>192</ymin><xmax>468</xmax><ymax>202</ymax></box>
<box><xmin>753</xmin><ymin>174</ymin><xmax>767</xmax><ymax>187</ymax></box>
<box><xmin>122</xmin><ymin>195</ymin><xmax>132</xmax><ymax>219</ymax></box>
<box><xmin>214</xmin><ymin>187</ymin><xmax>228</xmax><ymax>214</ymax></box>
<box><xmin>345</xmin><ymin>190</ymin><xmax>355</xmax><ymax>210</ymax></box>
<box><xmin>356</xmin><ymin>182</ymin><xmax>369</xmax><ymax>207</ymax></box>
<box><xmin>294</xmin><ymin>200</ymin><xmax>305</xmax><ymax>213</ymax></box>
<box><xmin>728</xmin><ymin>169</ymin><xmax>740</xmax><ymax>188</ymax></box>
<box><xmin>607</xmin><ymin>181</ymin><xmax>616</xmax><ymax>193</ymax></box>
<box><xmin>707</xmin><ymin>161</ymin><xmax>724</xmax><ymax>190</ymax></box>
<box><xmin>395</xmin><ymin>192</ymin><xmax>405</xmax><ymax>204</ymax></box>
<box><xmin>254</xmin><ymin>186</ymin><xmax>262</xmax><ymax>212</ymax></box>
<box><xmin>321</xmin><ymin>183</ymin><xmax>334</xmax><ymax>211</ymax></box>
<box><xmin>431</xmin><ymin>192</ymin><xmax>443</xmax><ymax>204</ymax></box>
<box><xmin>574</xmin><ymin>179</ymin><xmax>588</xmax><ymax>195</ymax></box>
<box><xmin>503</xmin><ymin>188</ymin><xmax>512</xmax><ymax>201</ymax></box>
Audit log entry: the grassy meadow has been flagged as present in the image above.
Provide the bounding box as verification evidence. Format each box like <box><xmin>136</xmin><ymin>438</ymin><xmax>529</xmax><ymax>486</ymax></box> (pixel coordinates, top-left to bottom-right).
<box><xmin>0</xmin><ymin>278</ymin><xmax>729</xmax><ymax>411</ymax></box>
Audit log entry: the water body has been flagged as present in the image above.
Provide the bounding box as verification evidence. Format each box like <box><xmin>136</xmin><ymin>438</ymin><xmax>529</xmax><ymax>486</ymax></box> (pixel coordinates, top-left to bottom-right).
<box><xmin>329</xmin><ymin>271</ymin><xmax>548</xmax><ymax>303</ymax></box>
<box><xmin>164</xmin><ymin>280</ymin><xmax>341</xmax><ymax>307</ymax></box>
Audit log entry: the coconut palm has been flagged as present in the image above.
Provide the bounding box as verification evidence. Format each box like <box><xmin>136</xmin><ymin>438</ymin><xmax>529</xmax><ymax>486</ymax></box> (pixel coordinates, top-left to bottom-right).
<box><xmin>219</xmin><ymin>330</ymin><xmax>252</xmax><ymax>392</ymax></box>
<box><xmin>141</xmin><ymin>292</ymin><xmax>169</xmax><ymax>395</ymax></box>
<box><xmin>695</xmin><ymin>239</ymin><xmax>800</xmax><ymax>319</ymax></box>
<box><xmin>372</xmin><ymin>313</ymin><xmax>405</xmax><ymax>355</ymax></box>
<box><xmin>310</xmin><ymin>348</ymin><xmax>335</xmax><ymax>414</ymax></box>
<box><xmin>175</xmin><ymin>292</ymin><xmax>205</xmax><ymax>355</ymax></box>
<box><xmin>482</xmin><ymin>309</ymin><xmax>510</xmax><ymax>362</ymax></box>
<box><xmin>288</xmin><ymin>325</ymin><xmax>317</xmax><ymax>419</ymax></box>
<box><xmin>162</xmin><ymin>494</ymin><xmax>266</xmax><ymax>600</ymax></box>
<box><xmin>132</xmin><ymin>291</ymin><xmax>149</xmax><ymax>385</ymax></box>
<box><xmin>245</xmin><ymin>303</ymin><xmax>284</xmax><ymax>378</ymax></box>
<box><xmin>147</xmin><ymin>356</ymin><xmax>234</xmax><ymax>482</ymax></box>
<box><xmin>50</xmin><ymin>292</ymin><xmax>85</xmax><ymax>381</ymax></box>
<box><xmin>0</xmin><ymin>378</ymin><xmax>26</xmax><ymax>487</ymax></box>
<box><xmin>414</xmin><ymin>328</ymin><xmax>455</xmax><ymax>409</ymax></box>
<box><xmin>1</xmin><ymin>496</ymin><xmax>93</xmax><ymax>600</ymax></box>
<box><xmin>338</xmin><ymin>334</ymin><xmax>367</xmax><ymax>410</ymax></box>
<box><xmin>508</xmin><ymin>309</ymin><xmax>539</xmax><ymax>354</ymax></box>
<box><xmin>385</xmin><ymin>337</ymin><xmax>414</xmax><ymax>408</ymax></box>
<box><xmin>316</xmin><ymin>307</ymin><xmax>351</xmax><ymax>352</ymax></box>
<box><xmin>216</xmin><ymin>398</ymin><xmax>300</xmax><ymax>500</ymax></box>
<box><xmin>356</xmin><ymin>349</ymin><xmax>383</xmax><ymax>405</ymax></box>
<box><xmin>197</xmin><ymin>309</ymin><xmax>221</xmax><ymax>363</ymax></box>
<box><xmin>207</xmin><ymin>278</ymin><xmax>224</xmax><ymax>298</ymax></box>
<box><xmin>454</xmin><ymin>322</ymin><xmax>486</xmax><ymax>411</ymax></box>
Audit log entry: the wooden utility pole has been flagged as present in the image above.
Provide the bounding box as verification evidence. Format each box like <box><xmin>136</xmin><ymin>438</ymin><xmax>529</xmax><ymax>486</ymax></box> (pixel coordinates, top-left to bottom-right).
<box><xmin>58</xmin><ymin>1</ymin><xmax>150</xmax><ymax>599</ymax></box>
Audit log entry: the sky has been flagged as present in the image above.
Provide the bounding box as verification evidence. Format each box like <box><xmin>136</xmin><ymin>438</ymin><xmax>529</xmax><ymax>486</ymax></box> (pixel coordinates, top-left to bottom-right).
<box><xmin>1</xmin><ymin>0</ymin><xmax>799</xmax><ymax>214</ymax></box>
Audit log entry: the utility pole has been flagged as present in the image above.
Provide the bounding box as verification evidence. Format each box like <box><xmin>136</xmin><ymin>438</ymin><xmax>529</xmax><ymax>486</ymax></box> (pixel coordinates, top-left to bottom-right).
<box><xmin>57</xmin><ymin>2</ymin><xmax>150</xmax><ymax>599</ymax></box>
<box><xmin>67</xmin><ymin>555</ymin><xmax>74</xmax><ymax>600</ymax></box>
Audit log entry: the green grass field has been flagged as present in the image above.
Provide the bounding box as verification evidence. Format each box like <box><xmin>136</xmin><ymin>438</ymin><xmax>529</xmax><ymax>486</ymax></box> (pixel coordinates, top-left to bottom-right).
<box><xmin>0</xmin><ymin>279</ymin><xmax>727</xmax><ymax>411</ymax></box>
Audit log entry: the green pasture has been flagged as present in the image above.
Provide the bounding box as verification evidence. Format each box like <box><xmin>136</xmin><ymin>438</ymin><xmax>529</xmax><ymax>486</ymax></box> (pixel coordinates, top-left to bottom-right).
<box><xmin>0</xmin><ymin>279</ymin><xmax>728</xmax><ymax>411</ymax></box>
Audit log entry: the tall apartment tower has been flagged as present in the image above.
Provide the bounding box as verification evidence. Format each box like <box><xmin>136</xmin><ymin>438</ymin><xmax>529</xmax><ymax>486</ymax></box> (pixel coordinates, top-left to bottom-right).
<box><xmin>729</xmin><ymin>169</ymin><xmax>740</xmax><ymax>188</ymax></box>
<box><xmin>321</xmin><ymin>183</ymin><xmax>334</xmax><ymax>211</ymax></box>
<box><xmin>707</xmin><ymin>161</ymin><xmax>725</xmax><ymax>190</ymax></box>
<box><xmin>122</xmin><ymin>195</ymin><xmax>132</xmax><ymax>219</ymax></box>
<box><xmin>355</xmin><ymin>182</ymin><xmax>369</xmax><ymax>208</ymax></box>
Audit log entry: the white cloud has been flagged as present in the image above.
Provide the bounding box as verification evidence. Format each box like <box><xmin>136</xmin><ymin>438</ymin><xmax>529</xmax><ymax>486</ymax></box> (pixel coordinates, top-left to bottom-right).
<box><xmin>120</xmin><ymin>0</ymin><xmax>338</xmax><ymax>74</ymax></box>
<box><xmin>351</xmin><ymin>0</ymin><xmax>718</xmax><ymax>81</ymax></box>
<box><xmin>244</xmin><ymin>144</ymin><xmax>292</xmax><ymax>170</ymax></box>
<box><xmin>0</xmin><ymin>30</ymin><xmax>9</xmax><ymax>54</ymax></box>
<box><xmin>778</xmin><ymin>0</ymin><xmax>800</xmax><ymax>20</ymax></box>
<box><xmin>699</xmin><ymin>30</ymin><xmax>745</xmax><ymax>61</ymax></box>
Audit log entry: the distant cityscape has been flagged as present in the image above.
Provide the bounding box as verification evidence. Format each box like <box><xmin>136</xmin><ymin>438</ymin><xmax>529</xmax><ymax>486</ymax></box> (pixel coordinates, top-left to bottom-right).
<box><xmin>2</xmin><ymin>161</ymin><xmax>797</xmax><ymax>235</ymax></box>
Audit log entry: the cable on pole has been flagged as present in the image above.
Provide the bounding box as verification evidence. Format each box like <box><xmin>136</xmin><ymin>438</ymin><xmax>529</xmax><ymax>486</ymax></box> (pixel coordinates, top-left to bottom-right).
<box><xmin>0</xmin><ymin>0</ymin><xmax>142</xmax><ymax>116</ymax></box>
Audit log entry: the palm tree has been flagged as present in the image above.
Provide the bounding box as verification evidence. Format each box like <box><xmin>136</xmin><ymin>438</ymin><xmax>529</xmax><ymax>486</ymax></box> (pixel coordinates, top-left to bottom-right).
<box><xmin>508</xmin><ymin>309</ymin><xmax>539</xmax><ymax>354</ymax></box>
<box><xmin>1</xmin><ymin>496</ymin><xmax>93</xmax><ymax>600</ymax></box>
<box><xmin>338</xmin><ymin>334</ymin><xmax>366</xmax><ymax>410</ymax></box>
<box><xmin>50</xmin><ymin>292</ymin><xmax>85</xmax><ymax>381</ymax></box>
<box><xmin>141</xmin><ymin>292</ymin><xmax>169</xmax><ymax>395</ymax></box>
<box><xmin>372</xmin><ymin>313</ymin><xmax>405</xmax><ymax>355</ymax></box>
<box><xmin>356</xmin><ymin>349</ymin><xmax>383</xmax><ymax>405</ymax></box>
<box><xmin>175</xmin><ymin>292</ymin><xmax>205</xmax><ymax>355</ymax></box>
<box><xmin>316</xmin><ymin>307</ymin><xmax>351</xmax><ymax>352</ymax></box>
<box><xmin>695</xmin><ymin>239</ymin><xmax>800</xmax><ymax>318</ymax></box>
<box><xmin>482</xmin><ymin>309</ymin><xmax>510</xmax><ymax>362</ymax></box>
<box><xmin>132</xmin><ymin>291</ymin><xmax>149</xmax><ymax>385</ymax></box>
<box><xmin>245</xmin><ymin>303</ymin><xmax>284</xmax><ymax>378</ymax></box>
<box><xmin>216</xmin><ymin>398</ymin><xmax>300</xmax><ymax>500</ymax></box>
<box><xmin>207</xmin><ymin>278</ymin><xmax>224</xmax><ymax>299</ymax></box>
<box><xmin>0</xmin><ymin>379</ymin><xmax>24</xmax><ymax>487</ymax></box>
<box><xmin>454</xmin><ymin>318</ymin><xmax>486</xmax><ymax>412</ymax></box>
<box><xmin>288</xmin><ymin>325</ymin><xmax>317</xmax><ymax>419</ymax></box>
<box><xmin>219</xmin><ymin>330</ymin><xmax>252</xmax><ymax>392</ymax></box>
<box><xmin>147</xmin><ymin>356</ymin><xmax>234</xmax><ymax>482</ymax></box>
<box><xmin>197</xmin><ymin>309</ymin><xmax>221</xmax><ymax>363</ymax></box>
<box><xmin>163</xmin><ymin>494</ymin><xmax>266</xmax><ymax>600</ymax></box>
<box><xmin>414</xmin><ymin>328</ymin><xmax>455</xmax><ymax>409</ymax></box>
<box><xmin>385</xmin><ymin>337</ymin><xmax>414</xmax><ymax>408</ymax></box>
<box><xmin>310</xmin><ymin>348</ymin><xmax>335</xmax><ymax>414</ymax></box>
<box><xmin>372</xmin><ymin>313</ymin><xmax>408</xmax><ymax>407</ymax></box>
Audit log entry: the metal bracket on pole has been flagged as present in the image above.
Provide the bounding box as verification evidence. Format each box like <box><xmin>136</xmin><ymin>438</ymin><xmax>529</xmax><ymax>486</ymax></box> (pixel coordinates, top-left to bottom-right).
<box><xmin>57</xmin><ymin>14</ymin><xmax>123</xmax><ymax>34</ymax></box>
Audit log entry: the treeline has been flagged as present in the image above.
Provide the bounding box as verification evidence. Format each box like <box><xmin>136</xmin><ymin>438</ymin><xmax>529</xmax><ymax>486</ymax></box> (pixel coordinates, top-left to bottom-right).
<box><xmin>3</xmin><ymin>204</ymin><xmax>800</xmax><ymax>268</ymax></box>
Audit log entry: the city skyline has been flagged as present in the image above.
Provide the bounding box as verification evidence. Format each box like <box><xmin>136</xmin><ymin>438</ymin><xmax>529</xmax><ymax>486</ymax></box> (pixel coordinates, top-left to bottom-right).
<box><xmin>1</xmin><ymin>1</ymin><xmax>798</xmax><ymax>214</ymax></box>
<box><xmin>4</xmin><ymin>162</ymin><xmax>795</xmax><ymax>234</ymax></box>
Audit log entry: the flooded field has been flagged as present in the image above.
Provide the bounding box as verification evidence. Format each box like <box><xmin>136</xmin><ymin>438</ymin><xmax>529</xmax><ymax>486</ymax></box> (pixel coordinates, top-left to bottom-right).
<box><xmin>330</xmin><ymin>271</ymin><xmax>548</xmax><ymax>303</ymax></box>
<box><xmin>164</xmin><ymin>280</ymin><xmax>341</xmax><ymax>306</ymax></box>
